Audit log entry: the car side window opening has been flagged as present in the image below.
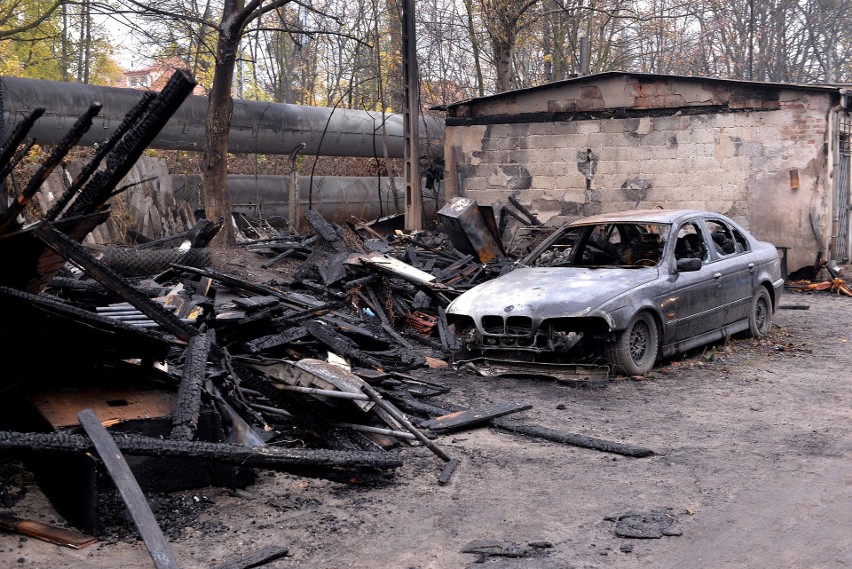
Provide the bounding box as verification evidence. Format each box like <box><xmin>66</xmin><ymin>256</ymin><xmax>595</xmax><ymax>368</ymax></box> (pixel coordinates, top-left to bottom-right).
<box><xmin>704</xmin><ymin>219</ymin><xmax>737</xmax><ymax>256</ymax></box>
<box><xmin>674</xmin><ymin>223</ymin><xmax>708</xmax><ymax>262</ymax></box>
<box><xmin>732</xmin><ymin>227</ymin><xmax>749</xmax><ymax>253</ymax></box>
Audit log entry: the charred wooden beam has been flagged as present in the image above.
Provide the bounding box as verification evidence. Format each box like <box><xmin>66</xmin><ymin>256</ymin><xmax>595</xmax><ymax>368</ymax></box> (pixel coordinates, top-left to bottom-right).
<box><xmin>500</xmin><ymin>204</ymin><xmax>533</xmax><ymax>227</ymax></box>
<box><xmin>436</xmin><ymin>305</ymin><xmax>458</xmax><ymax>350</ymax></box>
<box><xmin>169</xmin><ymin>264</ymin><xmax>307</xmax><ymax>307</ymax></box>
<box><xmin>495</xmin><ymin>422</ymin><xmax>654</xmax><ymax>458</ymax></box>
<box><xmin>243</xmin><ymin>326</ymin><xmax>309</xmax><ymax>354</ymax></box>
<box><xmin>0</xmin><ymin>107</ymin><xmax>44</xmax><ymax>172</ymax></box>
<box><xmin>33</xmin><ymin>221</ymin><xmax>199</xmax><ymax>341</ymax></box>
<box><xmin>45</xmin><ymin>92</ymin><xmax>157</xmax><ymax>222</ymax></box>
<box><xmin>390</xmin><ymin>394</ymin><xmax>653</xmax><ymax>458</ymax></box>
<box><xmin>303</xmin><ymin>319</ymin><xmax>383</xmax><ymax>370</ymax></box>
<box><xmin>0</xmin><ymin>139</ymin><xmax>36</xmax><ymax>190</ymax></box>
<box><xmin>436</xmin><ymin>254</ymin><xmax>475</xmax><ymax>281</ymax></box>
<box><xmin>77</xmin><ymin>409</ymin><xmax>181</xmax><ymax>569</ymax></box>
<box><xmin>171</xmin><ymin>331</ymin><xmax>213</xmax><ymax>440</ymax></box>
<box><xmin>0</xmin><ymin>103</ymin><xmax>101</xmax><ymax>234</ymax></box>
<box><xmin>0</xmin><ymin>430</ymin><xmax>403</xmax><ymax>470</ymax></box>
<box><xmin>304</xmin><ymin>209</ymin><xmax>350</xmax><ymax>253</ymax></box>
<box><xmin>63</xmin><ymin>70</ymin><xmax>197</xmax><ymax>218</ymax></box>
<box><xmin>0</xmin><ymin>284</ymin><xmax>172</xmax><ymax>363</ymax></box>
<box><xmin>260</xmin><ymin>248</ymin><xmax>295</xmax><ymax>269</ymax></box>
<box><xmin>343</xmin><ymin>274</ymin><xmax>380</xmax><ymax>290</ymax></box>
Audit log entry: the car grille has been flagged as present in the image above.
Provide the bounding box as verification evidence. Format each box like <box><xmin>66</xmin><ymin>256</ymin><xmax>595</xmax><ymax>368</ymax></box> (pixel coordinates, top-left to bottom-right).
<box><xmin>479</xmin><ymin>315</ymin><xmax>540</xmax><ymax>348</ymax></box>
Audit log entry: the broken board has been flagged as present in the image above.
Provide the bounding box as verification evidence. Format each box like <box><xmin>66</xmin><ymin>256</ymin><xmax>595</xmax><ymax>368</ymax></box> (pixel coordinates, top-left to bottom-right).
<box><xmin>419</xmin><ymin>402</ymin><xmax>532</xmax><ymax>433</ymax></box>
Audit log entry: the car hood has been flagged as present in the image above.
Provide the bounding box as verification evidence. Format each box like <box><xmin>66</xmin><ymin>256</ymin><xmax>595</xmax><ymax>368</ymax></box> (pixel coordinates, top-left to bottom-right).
<box><xmin>446</xmin><ymin>266</ymin><xmax>658</xmax><ymax>320</ymax></box>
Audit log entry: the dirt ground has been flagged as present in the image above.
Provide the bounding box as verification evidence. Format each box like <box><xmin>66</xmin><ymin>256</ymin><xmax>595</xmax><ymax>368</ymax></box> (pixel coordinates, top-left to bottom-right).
<box><xmin>1</xmin><ymin>268</ymin><xmax>851</xmax><ymax>568</ymax></box>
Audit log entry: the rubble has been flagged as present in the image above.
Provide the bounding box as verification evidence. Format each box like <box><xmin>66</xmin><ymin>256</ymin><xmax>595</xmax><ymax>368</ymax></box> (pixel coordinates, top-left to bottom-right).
<box><xmin>0</xmin><ymin>70</ymin><xmax>657</xmax><ymax>558</ymax></box>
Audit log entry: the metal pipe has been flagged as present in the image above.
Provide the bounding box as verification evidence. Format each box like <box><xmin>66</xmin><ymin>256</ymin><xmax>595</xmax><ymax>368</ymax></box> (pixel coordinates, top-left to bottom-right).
<box><xmin>0</xmin><ymin>76</ymin><xmax>444</xmax><ymax>158</ymax></box>
<box><xmin>272</xmin><ymin>383</ymin><xmax>371</xmax><ymax>401</ymax></box>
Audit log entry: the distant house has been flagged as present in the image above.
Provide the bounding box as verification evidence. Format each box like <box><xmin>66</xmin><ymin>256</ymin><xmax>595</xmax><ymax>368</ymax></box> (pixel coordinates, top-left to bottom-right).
<box><xmin>441</xmin><ymin>72</ymin><xmax>851</xmax><ymax>272</ymax></box>
<box><xmin>118</xmin><ymin>58</ymin><xmax>205</xmax><ymax>95</ymax></box>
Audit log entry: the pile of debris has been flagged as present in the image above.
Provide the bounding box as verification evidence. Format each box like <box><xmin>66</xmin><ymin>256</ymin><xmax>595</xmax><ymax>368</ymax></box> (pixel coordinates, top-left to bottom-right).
<box><xmin>785</xmin><ymin>255</ymin><xmax>851</xmax><ymax>297</ymax></box>
<box><xmin>0</xmin><ymin>70</ymin><xmax>655</xmax><ymax>566</ymax></box>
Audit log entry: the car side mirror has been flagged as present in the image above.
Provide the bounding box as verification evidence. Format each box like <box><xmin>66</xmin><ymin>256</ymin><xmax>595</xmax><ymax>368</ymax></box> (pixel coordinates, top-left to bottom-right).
<box><xmin>676</xmin><ymin>258</ymin><xmax>702</xmax><ymax>272</ymax></box>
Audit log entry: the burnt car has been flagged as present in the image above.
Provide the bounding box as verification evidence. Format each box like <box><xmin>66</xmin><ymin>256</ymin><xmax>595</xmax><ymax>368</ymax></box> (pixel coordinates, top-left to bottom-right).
<box><xmin>446</xmin><ymin>209</ymin><xmax>784</xmax><ymax>375</ymax></box>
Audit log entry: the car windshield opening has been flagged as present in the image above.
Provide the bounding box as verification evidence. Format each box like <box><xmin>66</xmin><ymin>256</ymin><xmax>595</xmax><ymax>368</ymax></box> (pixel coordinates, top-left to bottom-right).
<box><xmin>532</xmin><ymin>222</ymin><xmax>670</xmax><ymax>268</ymax></box>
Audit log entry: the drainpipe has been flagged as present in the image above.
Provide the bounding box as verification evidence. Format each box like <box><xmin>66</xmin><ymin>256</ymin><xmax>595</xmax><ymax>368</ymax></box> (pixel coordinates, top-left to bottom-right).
<box><xmin>827</xmin><ymin>88</ymin><xmax>848</xmax><ymax>265</ymax></box>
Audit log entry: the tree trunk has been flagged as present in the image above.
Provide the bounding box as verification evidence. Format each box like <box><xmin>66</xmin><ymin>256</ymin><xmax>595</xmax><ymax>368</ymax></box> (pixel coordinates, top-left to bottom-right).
<box><xmin>463</xmin><ymin>0</ymin><xmax>484</xmax><ymax>97</ymax></box>
<box><xmin>202</xmin><ymin>0</ymin><xmax>245</xmax><ymax>247</ymax></box>
<box><xmin>492</xmin><ymin>39</ymin><xmax>513</xmax><ymax>93</ymax></box>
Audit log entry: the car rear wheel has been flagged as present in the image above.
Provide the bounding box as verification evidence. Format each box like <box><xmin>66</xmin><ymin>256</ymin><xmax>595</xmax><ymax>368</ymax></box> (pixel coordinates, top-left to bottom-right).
<box><xmin>748</xmin><ymin>287</ymin><xmax>772</xmax><ymax>337</ymax></box>
<box><xmin>606</xmin><ymin>311</ymin><xmax>659</xmax><ymax>376</ymax></box>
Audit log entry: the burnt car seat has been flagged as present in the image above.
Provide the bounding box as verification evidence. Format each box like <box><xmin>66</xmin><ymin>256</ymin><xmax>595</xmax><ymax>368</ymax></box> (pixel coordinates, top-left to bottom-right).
<box><xmin>675</xmin><ymin>233</ymin><xmax>705</xmax><ymax>261</ymax></box>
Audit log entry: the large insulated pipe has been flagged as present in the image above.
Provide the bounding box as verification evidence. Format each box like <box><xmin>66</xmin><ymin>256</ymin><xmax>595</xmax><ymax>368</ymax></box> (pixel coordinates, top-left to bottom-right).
<box><xmin>0</xmin><ymin>76</ymin><xmax>445</xmax><ymax>158</ymax></box>
<box><xmin>172</xmin><ymin>174</ymin><xmax>442</xmax><ymax>225</ymax></box>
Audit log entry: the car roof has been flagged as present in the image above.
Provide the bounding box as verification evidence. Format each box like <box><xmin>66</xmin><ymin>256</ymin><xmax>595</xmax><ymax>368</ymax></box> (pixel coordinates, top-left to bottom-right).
<box><xmin>568</xmin><ymin>209</ymin><xmax>708</xmax><ymax>226</ymax></box>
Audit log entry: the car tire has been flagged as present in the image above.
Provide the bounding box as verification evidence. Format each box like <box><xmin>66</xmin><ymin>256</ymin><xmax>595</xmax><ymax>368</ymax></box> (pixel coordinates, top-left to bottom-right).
<box><xmin>606</xmin><ymin>311</ymin><xmax>659</xmax><ymax>376</ymax></box>
<box><xmin>747</xmin><ymin>287</ymin><xmax>772</xmax><ymax>338</ymax></box>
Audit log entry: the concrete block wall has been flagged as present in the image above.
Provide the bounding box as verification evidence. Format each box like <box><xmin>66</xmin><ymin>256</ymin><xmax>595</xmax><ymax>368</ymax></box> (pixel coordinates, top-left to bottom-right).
<box><xmin>36</xmin><ymin>156</ymin><xmax>196</xmax><ymax>245</ymax></box>
<box><xmin>447</xmin><ymin>93</ymin><xmax>834</xmax><ymax>271</ymax></box>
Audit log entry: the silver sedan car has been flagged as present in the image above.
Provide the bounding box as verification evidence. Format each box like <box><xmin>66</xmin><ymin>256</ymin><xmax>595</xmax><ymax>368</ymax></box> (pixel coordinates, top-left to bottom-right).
<box><xmin>446</xmin><ymin>209</ymin><xmax>784</xmax><ymax>375</ymax></box>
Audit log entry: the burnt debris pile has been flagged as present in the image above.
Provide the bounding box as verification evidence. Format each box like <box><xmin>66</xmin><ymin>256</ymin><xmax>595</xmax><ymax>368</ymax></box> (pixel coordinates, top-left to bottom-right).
<box><xmin>0</xmin><ymin>72</ymin><xmax>655</xmax><ymax>560</ymax></box>
<box><xmin>0</xmin><ymin>71</ymin><xmax>543</xmax><ymax>543</ymax></box>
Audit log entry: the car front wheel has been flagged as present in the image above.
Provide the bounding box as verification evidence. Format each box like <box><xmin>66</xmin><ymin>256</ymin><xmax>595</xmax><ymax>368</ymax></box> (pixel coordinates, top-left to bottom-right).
<box><xmin>606</xmin><ymin>311</ymin><xmax>659</xmax><ymax>376</ymax></box>
<box><xmin>748</xmin><ymin>287</ymin><xmax>772</xmax><ymax>337</ymax></box>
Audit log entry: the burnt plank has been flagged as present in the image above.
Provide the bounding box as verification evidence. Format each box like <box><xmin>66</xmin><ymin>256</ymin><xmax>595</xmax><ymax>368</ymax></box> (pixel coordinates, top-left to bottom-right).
<box><xmin>493</xmin><ymin>422</ymin><xmax>655</xmax><ymax>458</ymax></box>
<box><xmin>211</xmin><ymin>545</ymin><xmax>289</xmax><ymax>569</ymax></box>
<box><xmin>63</xmin><ymin>70</ymin><xmax>197</xmax><ymax>218</ymax></box>
<box><xmin>243</xmin><ymin>326</ymin><xmax>309</xmax><ymax>354</ymax></box>
<box><xmin>46</xmin><ymin>92</ymin><xmax>157</xmax><ymax>222</ymax></box>
<box><xmin>0</xmin><ymin>284</ymin><xmax>172</xmax><ymax>365</ymax></box>
<box><xmin>0</xmin><ymin>513</ymin><xmax>97</xmax><ymax>549</ymax></box>
<box><xmin>0</xmin><ymin>103</ymin><xmax>102</xmax><ymax>234</ymax></box>
<box><xmin>436</xmin><ymin>305</ymin><xmax>460</xmax><ymax>350</ymax></box>
<box><xmin>169</xmin><ymin>264</ymin><xmax>302</xmax><ymax>306</ymax></box>
<box><xmin>0</xmin><ymin>108</ymin><xmax>44</xmax><ymax>174</ymax></box>
<box><xmin>76</xmin><ymin>409</ymin><xmax>181</xmax><ymax>569</ymax></box>
<box><xmin>391</xmin><ymin>394</ymin><xmax>654</xmax><ymax>458</ymax></box>
<box><xmin>419</xmin><ymin>402</ymin><xmax>532</xmax><ymax>433</ymax></box>
<box><xmin>437</xmin><ymin>457</ymin><xmax>461</xmax><ymax>486</ymax></box>
<box><xmin>303</xmin><ymin>319</ymin><xmax>383</xmax><ymax>370</ymax></box>
<box><xmin>0</xmin><ymin>430</ymin><xmax>403</xmax><ymax>470</ymax></box>
<box><xmin>171</xmin><ymin>331</ymin><xmax>212</xmax><ymax>440</ymax></box>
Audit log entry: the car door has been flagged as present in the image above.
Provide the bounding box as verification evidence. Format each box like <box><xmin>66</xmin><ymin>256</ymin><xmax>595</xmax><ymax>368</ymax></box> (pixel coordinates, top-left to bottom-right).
<box><xmin>702</xmin><ymin>218</ymin><xmax>754</xmax><ymax>325</ymax></box>
<box><xmin>657</xmin><ymin>221</ymin><xmax>725</xmax><ymax>342</ymax></box>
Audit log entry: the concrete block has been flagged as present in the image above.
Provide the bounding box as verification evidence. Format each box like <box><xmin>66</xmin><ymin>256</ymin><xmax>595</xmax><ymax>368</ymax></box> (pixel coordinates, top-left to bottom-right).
<box><xmin>531</xmin><ymin>175</ymin><xmax>557</xmax><ymax>190</ymax></box>
<box><xmin>575</xmin><ymin>122</ymin><xmax>601</xmax><ymax>135</ymax></box>
<box><xmin>599</xmin><ymin>119</ymin><xmax>630</xmax><ymax>134</ymax></box>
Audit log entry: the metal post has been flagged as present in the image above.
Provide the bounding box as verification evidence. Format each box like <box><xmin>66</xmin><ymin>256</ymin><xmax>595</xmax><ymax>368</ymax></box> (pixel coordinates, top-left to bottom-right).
<box><xmin>402</xmin><ymin>0</ymin><xmax>423</xmax><ymax>230</ymax></box>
